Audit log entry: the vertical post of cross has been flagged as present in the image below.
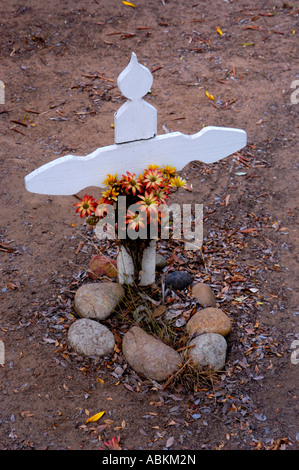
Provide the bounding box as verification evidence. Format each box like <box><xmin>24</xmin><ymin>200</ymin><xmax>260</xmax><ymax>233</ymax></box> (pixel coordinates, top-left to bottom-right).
<box><xmin>114</xmin><ymin>53</ymin><xmax>158</xmax><ymax>285</ymax></box>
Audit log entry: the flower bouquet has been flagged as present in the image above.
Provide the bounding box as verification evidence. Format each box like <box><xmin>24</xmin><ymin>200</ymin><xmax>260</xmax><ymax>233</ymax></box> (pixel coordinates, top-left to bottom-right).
<box><xmin>74</xmin><ymin>164</ymin><xmax>189</xmax><ymax>283</ymax></box>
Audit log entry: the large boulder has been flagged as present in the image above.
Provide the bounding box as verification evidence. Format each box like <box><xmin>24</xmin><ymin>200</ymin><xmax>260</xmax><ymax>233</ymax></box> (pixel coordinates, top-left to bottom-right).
<box><xmin>122</xmin><ymin>326</ymin><xmax>181</xmax><ymax>382</ymax></box>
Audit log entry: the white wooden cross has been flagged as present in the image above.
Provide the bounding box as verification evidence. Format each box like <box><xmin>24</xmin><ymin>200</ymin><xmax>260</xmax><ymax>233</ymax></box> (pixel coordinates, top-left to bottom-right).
<box><xmin>25</xmin><ymin>52</ymin><xmax>247</xmax><ymax>285</ymax></box>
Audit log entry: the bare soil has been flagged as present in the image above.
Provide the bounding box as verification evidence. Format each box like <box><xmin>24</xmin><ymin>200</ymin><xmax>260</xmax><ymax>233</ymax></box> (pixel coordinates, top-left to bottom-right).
<box><xmin>0</xmin><ymin>0</ymin><xmax>298</xmax><ymax>451</ymax></box>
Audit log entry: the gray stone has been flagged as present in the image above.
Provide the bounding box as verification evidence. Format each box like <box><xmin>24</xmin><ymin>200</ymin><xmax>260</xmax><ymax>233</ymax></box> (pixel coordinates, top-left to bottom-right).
<box><xmin>156</xmin><ymin>253</ymin><xmax>167</xmax><ymax>270</ymax></box>
<box><xmin>191</xmin><ymin>283</ymin><xmax>216</xmax><ymax>307</ymax></box>
<box><xmin>165</xmin><ymin>271</ymin><xmax>192</xmax><ymax>290</ymax></box>
<box><xmin>189</xmin><ymin>333</ymin><xmax>227</xmax><ymax>371</ymax></box>
<box><xmin>68</xmin><ymin>318</ymin><xmax>115</xmax><ymax>357</ymax></box>
<box><xmin>74</xmin><ymin>282</ymin><xmax>125</xmax><ymax>320</ymax></box>
<box><xmin>122</xmin><ymin>326</ymin><xmax>181</xmax><ymax>382</ymax></box>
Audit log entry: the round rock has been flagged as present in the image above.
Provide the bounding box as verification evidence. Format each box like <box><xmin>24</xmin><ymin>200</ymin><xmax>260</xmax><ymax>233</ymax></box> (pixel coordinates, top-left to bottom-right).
<box><xmin>74</xmin><ymin>282</ymin><xmax>125</xmax><ymax>320</ymax></box>
<box><xmin>122</xmin><ymin>326</ymin><xmax>181</xmax><ymax>382</ymax></box>
<box><xmin>68</xmin><ymin>318</ymin><xmax>115</xmax><ymax>357</ymax></box>
<box><xmin>186</xmin><ymin>307</ymin><xmax>232</xmax><ymax>337</ymax></box>
<box><xmin>165</xmin><ymin>271</ymin><xmax>192</xmax><ymax>290</ymax></box>
<box><xmin>156</xmin><ymin>253</ymin><xmax>167</xmax><ymax>270</ymax></box>
<box><xmin>191</xmin><ymin>283</ymin><xmax>216</xmax><ymax>307</ymax></box>
<box><xmin>189</xmin><ymin>333</ymin><xmax>227</xmax><ymax>371</ymax></box>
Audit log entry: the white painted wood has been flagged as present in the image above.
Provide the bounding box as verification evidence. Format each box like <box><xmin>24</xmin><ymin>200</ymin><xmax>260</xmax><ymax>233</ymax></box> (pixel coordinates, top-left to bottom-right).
<box><xmin>117</xmin><ymin>240</ymin><xmax>156</xmax><ymax>285</ymax></box>
<box><xmin>139</xmin><ymin>240</ymin><xmax>156</xmax><ymax>286</ymax></box>
<box><xmin>25</xmin><ymin>126</ymin><xmax>246</xmax><ymax>195</ymax></box>
<box><xmin>117</xmin><ymin>53</ymin><xmax>153</xmax><ymax>100</ymax></box>
<box><xmin>115</xmin><ymin>98</ymin><xmax>157</xmax><ymax>144</ymax></box>
<box><xmin>117</xmin><ymin>244</ymin><xmax>135</xmax><ymax>285</ymax></box>
<box><xmin>115</xmin><ymin>52</ymin><xmax>156</xmax><ymax>143</ymax></box>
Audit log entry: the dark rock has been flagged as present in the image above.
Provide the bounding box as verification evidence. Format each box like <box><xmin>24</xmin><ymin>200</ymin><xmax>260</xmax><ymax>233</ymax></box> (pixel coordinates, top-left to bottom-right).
<box><xmin>165</xmin><ymin>271</ymin><xmax>192</xmax><ymax>290</ymax></box>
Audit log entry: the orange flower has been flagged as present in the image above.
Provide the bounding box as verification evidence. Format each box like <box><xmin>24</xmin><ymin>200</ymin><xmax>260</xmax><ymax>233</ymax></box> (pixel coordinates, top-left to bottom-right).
<box><xmin>73</xmin><ymin>195</ymin><xmax>97</xmax><ymax>218</ymax></box>
<box><xmin>121</xmin><ymin>172</ymin><xmax>143</xmax><ymax>195</ymax></box>
<box><xmin>126</xmin><ymin>210</ymin><xmax>147</xmax><ymax>231</ymax></box>
<box><xmin>103</xmin><ymin>436</ymin><xmax>122</xmax><ymax>450</ymax></box>
<box><xmin>137</xmin><ymin>191</ymin><xmax>159</xmax><ymax>214</ymax></box>
<box><xmin>95</xmin><ymin>200</ymin><xmax>113</xmax><ymax>219</ymax></box>
<box><xmin>162</xmin><ymin>164</ymin><xmax>177</xmax><ymax>179</ymax></box>
<box><xmin>142</xmin><ymin>168</ymin><xmax>164</xmax><ymax>191</ymax></box>
<box><xmin>148</xmin><ymin>164</ymin><xmax>160</xmax><ymax>170</ymax></box>
<box><xmin>153</xmin><ymin>188</ymin><xmax>169</xmax><ymax>205</ymax></box>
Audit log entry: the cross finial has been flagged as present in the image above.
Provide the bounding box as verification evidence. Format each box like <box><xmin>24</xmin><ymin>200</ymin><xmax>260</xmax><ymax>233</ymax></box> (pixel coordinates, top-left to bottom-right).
<box><xmin>114</xmin><ymin>52</ymin><xmax>157</xmax><ymax>144</ymax></box>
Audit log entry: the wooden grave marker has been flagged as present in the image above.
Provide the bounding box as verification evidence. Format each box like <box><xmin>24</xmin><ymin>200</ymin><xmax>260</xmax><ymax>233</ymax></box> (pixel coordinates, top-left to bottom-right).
<box><xmin>25</xmin><ymin>52</ymin><xmax>247</xmax><ymax>285</ymax></box>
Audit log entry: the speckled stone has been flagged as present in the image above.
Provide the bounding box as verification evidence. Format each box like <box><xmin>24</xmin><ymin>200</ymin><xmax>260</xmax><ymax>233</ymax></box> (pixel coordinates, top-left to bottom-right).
<box><xmin>122</xmin><ymin>326</ymin><xmax>181</xmax><ymax>382</ymax></box>
<box><xmin>68</xmin><ymin>318</ymin><xmax>115</xmax><ymax>357</ymax></box>
<box><xmin>156</xmin><ymin>253</ymin><xmax>167</xmax><ymax>270</ymax></box>
<box><xmin>189</xmin><ymin>333</ymin><xmax>227</xmax><ymax>371</ymax></box>
<box><xmin>74</xmin><ymin>282</ymin><xmax>125</xmax><ymax>320</ymax></box>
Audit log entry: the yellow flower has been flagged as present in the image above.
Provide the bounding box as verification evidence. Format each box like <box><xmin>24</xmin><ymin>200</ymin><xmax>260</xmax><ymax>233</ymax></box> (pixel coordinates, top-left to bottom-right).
<box><xmin>162</xmin><ymin>165</ymin><xmax>177</xmax><ymax>178</ymax></box>
<box><xmin>148</xmin><ymin>164</ymin><xmax>160</xmax><ymax>170</ymax></box>
<box><xmin>169</xmin><ymin>176</ymin><xmax>187</xmax><ymax>188</ymax></box>
<box><xmin>102</xmin><ymin>187</ymin><xmax>119</xmax><ymax>202</ymax></box>
<box><xmin>103</xmin><ymin>173</ymin><xmax>118</xmax><ymax>187</ymax></box>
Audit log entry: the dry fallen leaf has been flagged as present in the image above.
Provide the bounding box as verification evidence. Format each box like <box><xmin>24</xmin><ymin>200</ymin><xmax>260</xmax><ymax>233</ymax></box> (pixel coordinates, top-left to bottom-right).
<box><xmin>217</xmin><ymin>26</ymin><xmax>223</xmax><ymax>35</ymax></box>
<box><xmin>166</xmin><ymin>436</ymin><xmax>174</xmax><ymax>448</ymax></box>
<box><xmin>152</xmin><ymin>305</ymin><xmax>166</xmax><ymax>318</ymax></box>
<box><xmin>122</xmin><ymin>1</ymin><xmax>136</xmax><ymax>7</ymax></box>
<box><xmin>86</xmin><ymin>410</ymin><xmax>105</xmax><ymax>423</ymax></box>
<box><xmin>205</xmin><ymin>91</ymin><xmax>215</xmax><ymax>101</ymax></box>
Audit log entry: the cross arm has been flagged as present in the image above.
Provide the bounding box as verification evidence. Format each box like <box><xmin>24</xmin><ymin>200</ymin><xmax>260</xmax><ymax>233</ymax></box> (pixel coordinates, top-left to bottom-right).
<box><xmin>24</xmin><ymin>126</ymin><xmax>246</xmax><ymax>196</ymax></box>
